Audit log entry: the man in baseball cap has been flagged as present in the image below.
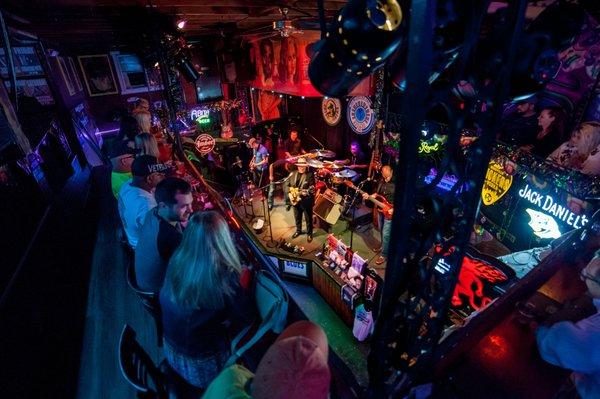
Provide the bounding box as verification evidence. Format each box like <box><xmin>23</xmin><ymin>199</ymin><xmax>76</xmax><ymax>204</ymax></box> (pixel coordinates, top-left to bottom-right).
<box><xmin>109</xmin><ymin>140</ymin><xmax>137</xmax><ymax>199</ymax></box>
<box><xmin>118</xmin><ymin>155</ymin><xmax>167</xmax><ymax>248</ymax></box>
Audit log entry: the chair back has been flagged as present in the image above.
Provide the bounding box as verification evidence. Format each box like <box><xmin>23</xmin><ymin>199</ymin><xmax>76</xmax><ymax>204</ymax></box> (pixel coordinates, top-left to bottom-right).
<box><xmin>118</xmin><ymin>324</ymin><xmax>167</xmax><ymax>399</ymax></box>
<box><xmin>127</xmin><ymin>261</ymin><xmax>163</xmax><ymax>347</ymax></box>
<box><xmin>126</xmin><ymin>262</ymin><xmax>160</xmax><ymax>316</ymax></box>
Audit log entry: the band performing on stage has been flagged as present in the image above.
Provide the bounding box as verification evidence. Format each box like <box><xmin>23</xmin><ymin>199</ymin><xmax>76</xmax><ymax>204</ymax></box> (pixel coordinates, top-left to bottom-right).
<box><xmin>241</xmin><ymin>127</ymin><xmax>395</xmax><ymax>261</ymax></box>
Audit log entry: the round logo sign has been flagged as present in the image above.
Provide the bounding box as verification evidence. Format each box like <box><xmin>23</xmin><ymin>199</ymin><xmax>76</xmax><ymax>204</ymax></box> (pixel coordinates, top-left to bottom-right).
<box><xmin>195</xmin><ymin>133</ymin><xmax>216</xmax><ymax>155</ymax></box>
<box><xmin>321</xmin><ymin>98</ymin><xmax>342</xmax><ymax>126</ymax></box>
<box><xmin>347</xmin><ymin>96</ymin><xmax>375</xmax><ymax>134</ymax></box>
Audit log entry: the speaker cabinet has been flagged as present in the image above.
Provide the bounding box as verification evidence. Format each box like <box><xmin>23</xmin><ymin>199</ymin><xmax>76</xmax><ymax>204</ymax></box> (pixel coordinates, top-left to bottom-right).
<box><xmin>314</xmin><ymin>191</ymin><xmax>342</xmax><ymax>225</ymax></box>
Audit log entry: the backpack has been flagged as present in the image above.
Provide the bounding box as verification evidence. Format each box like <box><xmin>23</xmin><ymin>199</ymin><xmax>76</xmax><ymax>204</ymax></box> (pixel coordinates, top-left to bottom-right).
<box><xmin>225</xmin><ymin>269</ymin><xmax>289</xmax><ymax>366</ymax></box>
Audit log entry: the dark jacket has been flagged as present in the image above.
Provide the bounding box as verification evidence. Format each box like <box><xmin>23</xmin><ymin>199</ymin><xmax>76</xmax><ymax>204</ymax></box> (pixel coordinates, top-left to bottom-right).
<box><xmin>286</xmin><ymin>170</ymin><xmax>315</xmax><ymax>205</ymax></box>
<box><xmin>160</xmin><ymin>272</ymin><xmax>255</xmax><ymax>357</ymax></box>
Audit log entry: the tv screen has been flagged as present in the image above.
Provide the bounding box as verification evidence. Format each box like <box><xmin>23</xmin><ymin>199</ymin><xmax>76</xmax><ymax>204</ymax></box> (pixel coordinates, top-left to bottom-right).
<box><xmin>196</xmin><ymin>75</ymin><xmax>223</xmax><ymax>102</ymax></box>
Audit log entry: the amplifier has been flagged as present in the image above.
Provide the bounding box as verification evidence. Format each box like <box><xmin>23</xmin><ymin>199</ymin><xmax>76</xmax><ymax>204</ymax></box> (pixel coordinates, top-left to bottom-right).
<box><xmin>322</xmin><ymin>188</ymin><xmax>343</xmax><ymax>204</ymax></box>
<box><xmin>314</xmin><ymin>192</ymin><xmax>342</xmax><ymax>225</ymax></box>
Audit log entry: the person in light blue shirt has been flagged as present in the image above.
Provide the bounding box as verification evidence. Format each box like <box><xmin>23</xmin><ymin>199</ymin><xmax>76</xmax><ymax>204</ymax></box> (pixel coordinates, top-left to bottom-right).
<box><xmin>536</xmin><ymin>255</ymin><xmax>600</xmax><ymax>399</ymax></box>
<box><xmin>248</xmin><ymin>137</ymin><xmax>269</xmax><ymax>186</ymax></box>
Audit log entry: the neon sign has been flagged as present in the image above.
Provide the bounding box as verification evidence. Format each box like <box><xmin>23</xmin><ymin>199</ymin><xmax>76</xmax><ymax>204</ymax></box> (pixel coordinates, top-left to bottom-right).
<box><xmin>481</xmin><ymin>161</ymin><xmax>512</xmax><ymax>206</ymax></box>
<box><xmin>424</xmin><ymin>168</ymin><xmax>462</xmax><ymax>192</ymax></box>
<box><xmin>525</xmin><ymin>208</ymin><xmax>562</xmax><ymax>239</ymax></box>
<box><xmin>190</xmin><ymin>108</ymin><xmax>211</xmax><ymax>125</ymax></box>
<box><xmin>518</xmin><ymin>184</ymin><xmax>589</xmax><ymax>229</ymax></box>
<box><xmin>418</xmin><ymin>141</ymin><xmax>440</xmax><ymax>154</ymax></box>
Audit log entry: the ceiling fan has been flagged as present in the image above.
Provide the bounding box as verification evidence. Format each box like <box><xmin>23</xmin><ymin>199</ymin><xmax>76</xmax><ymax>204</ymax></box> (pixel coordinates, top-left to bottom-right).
<box><xmin>241</xmin><ymin>7</ymin><xmax>306</xmax><ymax>42</ymax></box>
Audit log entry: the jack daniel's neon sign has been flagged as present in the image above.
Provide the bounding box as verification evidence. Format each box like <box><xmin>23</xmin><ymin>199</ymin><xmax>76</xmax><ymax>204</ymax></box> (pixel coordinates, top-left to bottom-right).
<box><xmin>518</xmin><ymin>184</ymin><xmax>589</xmax><ymax>229</ymax></box>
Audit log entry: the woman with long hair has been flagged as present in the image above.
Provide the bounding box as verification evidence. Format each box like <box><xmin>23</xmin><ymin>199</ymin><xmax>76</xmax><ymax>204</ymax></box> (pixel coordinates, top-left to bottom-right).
<box><xmin>548</xmin><ymin>122</ymin><xmax>600</xmax><ymax>169</ymax></box>
<box><xmin>529</xmin><ymin>107</ymin><xmax>567</xmax><ymax>158</ymax></box>
<box><xmin>135</xmin><ymin>132</ymin><xmax>160</xmax><ymax>158</ymax></box>
<box><xmin>160</xmin><ymin>211</ymin><xmax>255</xmax><ymax>389</ymax></box>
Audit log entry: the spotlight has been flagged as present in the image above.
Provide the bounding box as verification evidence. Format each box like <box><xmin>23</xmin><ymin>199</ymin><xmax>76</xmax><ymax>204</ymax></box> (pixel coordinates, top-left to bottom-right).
<box><xmin>176</xmin><ymin>19</ymin><xmax>187</xmax><ymax>30</ymax></box>
<box><xmin>175</xmin><ymin>55</ymin><xmax>200</xmax><ymax>82</ymax></box>
<box><xmin>308</xmin><ymin>0</ymin><xmax>403</xmax><ymax>97</ymax></box>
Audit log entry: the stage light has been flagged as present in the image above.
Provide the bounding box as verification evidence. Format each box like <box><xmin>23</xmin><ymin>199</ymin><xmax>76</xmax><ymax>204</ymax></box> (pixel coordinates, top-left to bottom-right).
<box><xmin>175</xmin><ymin>55</ymin><xmax>200</xmax><ymax>82</ymax></box>
<box><xmin>308</xmin><ymin>0</ymin><xmax>404</xmax><ymax>97</ymax></box>
<box><xmin>176</xmin><ymin>19</ymin><xmax>187</xmax><ymax>30</ymax></box>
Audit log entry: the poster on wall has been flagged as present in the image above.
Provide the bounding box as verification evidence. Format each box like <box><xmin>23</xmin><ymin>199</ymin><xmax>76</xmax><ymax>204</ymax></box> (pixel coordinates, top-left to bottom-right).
<box><xmin>77</xmin><ymin>54</ymin><xmax>119</xmax><ymax>97</ymax></box>
<box><xmin>251</xmin><ymin>89</ymin><xmax>287</xmax><ymax>123</ymax></box>
<box><xmin>247</xmin><ymin>31</ymin><xmax>371</xmax><ymax>97</ymax></box>
<box><xmin>3</xmin><ymin>78</ymin><xmax>54</xmax><ymax>105</ymax></box>
<box><xmin>0</xmin><ymin>47</ymin><xmax>44</xmax><ymax>78</ymax></box>
<box><xmin>322</xmin><ymin>97</ymin><xmax>342</xmax><ymax>126</ymax></box>
<box><xmin>347</xmin><ymin>96</ymin><xmax>375</xmax><ymax>134</ymax></box>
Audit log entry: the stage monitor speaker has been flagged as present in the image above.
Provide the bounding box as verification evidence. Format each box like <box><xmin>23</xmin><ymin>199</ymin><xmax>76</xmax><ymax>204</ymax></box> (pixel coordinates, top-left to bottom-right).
<box><xmin>314</xmin><ymin>192</ymin><xmax>342</xmax><ymax>225</ymax></box>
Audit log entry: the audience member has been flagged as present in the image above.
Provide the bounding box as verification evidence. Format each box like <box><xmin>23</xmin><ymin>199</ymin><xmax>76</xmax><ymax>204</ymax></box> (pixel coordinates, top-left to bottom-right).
<box><xmin>499</xmin><ymin>99</ymin><xmax>539</xmax><ymax>146</ymax></box>
<box><xmin>132</xmin><ymin>97</ymin><xmax>152</xmax><ymax>133</ymax></box>
<box><xmin>109</xmin><ymin>141</ymin><xmax>136</xmax><ymax>199</ymax></box>
<box><xmin>203</xmin><ymin>320</ymin><xmax>330</xmax><ymax>399</ymax></box>
<box><xmin>135</xmin><ymin>132</ymin><xmax>160</xmax><ymax>158</ymax></box>
<box><xmin>160</xmin><ymin>211</ymin><xmax>255</xmax><ymax>389</ymax></box>
<box><xmin>548</xmin><ymin>122</ymin><xmax>600</xmax><ymax>169</ymax></box>
<box><xmin>135</xmin><ymin>177</ymin><xmax>192</xmax><ymax>292</ymax></box>
<box><xmin>117</xmin><ymin>115</ymin><xmax>140</xmax><ymax>145</ymax></box>
<box><xmin>525</xmin><ymin>107</ymin><xmax>567</xmax><ymax>158</ymax></box>
<box><xmin>536</xmin><ymin>255</ymin><xmax>600</xmax><ymax>399</ymax></box>
<box><xmin>118</xmin><ymin>155</ymin><xmax>166</xmax><ymax>248</ymax></box>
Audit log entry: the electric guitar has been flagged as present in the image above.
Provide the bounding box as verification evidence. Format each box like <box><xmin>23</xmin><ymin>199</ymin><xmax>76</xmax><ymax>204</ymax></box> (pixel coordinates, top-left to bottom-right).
<box><xmin>288</xmin><ymin>186</ymin><xmax>315</xmax><ymax>206</ymax></box>
<box><xmin>344</xmin><ymin>180</ymin><xmax>393</xmax><ymax>220</ymax></box>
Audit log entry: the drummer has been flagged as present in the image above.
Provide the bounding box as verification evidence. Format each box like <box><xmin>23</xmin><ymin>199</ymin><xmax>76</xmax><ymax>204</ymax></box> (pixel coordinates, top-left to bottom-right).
<box><xmin>341</xmin><ymin>141</ymin><xmax>368</xmax><ymax>184</ymax></box>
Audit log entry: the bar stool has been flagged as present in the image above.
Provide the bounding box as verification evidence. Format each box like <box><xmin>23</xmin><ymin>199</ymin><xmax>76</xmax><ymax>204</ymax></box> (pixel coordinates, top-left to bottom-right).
<box><xmin>126</xmin><ymin>261</ymin><xmax>163</xmax><ymax>347</ymax></box>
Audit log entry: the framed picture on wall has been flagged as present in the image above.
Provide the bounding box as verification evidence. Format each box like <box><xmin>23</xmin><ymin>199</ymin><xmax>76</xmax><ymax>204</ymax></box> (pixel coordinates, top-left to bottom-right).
<box><xmin>4</xmin><ymin>78</ymin><xmax>54</xmax><ymax>105</ymax></box>
<box><xmin>57</xmin><ymin>56</ymin><xmax>75</xmax><ymax>96</ymax></box>
<box><xmin>77</xmin><ymin>54</ymin><xmax>118</xmax><ymax>97</ymax></box>
<box><xmin>110</xmin><ymin>52</ymin><xmax>162</xmax><ymax>94</ymax></box>
<box><xmin>251</xmin><ymin>89</ymin><xmax>287</xmax><ymax>123</ymax></box>
<box><xmin>0</xmin><ymin>46</ymin><xmax>44</xmax><ymax>78</ymax></box>
<box><xmin>68</xmin><ymin>57</ymin><xmax>83</xmax><ymax>91</ymax></box>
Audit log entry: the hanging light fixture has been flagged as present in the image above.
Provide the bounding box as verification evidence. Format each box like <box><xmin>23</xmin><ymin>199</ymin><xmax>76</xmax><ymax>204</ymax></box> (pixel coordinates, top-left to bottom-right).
<box><xmin>176</xmin><ymin>18</ymin><xmax>187</xmax><ymax>30</ymax></box>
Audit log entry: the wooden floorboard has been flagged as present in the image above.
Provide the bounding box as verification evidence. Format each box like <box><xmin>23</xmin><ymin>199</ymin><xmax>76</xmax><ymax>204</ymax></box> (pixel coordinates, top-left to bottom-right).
<box><xmin>76</xmin><ymin>166</ymin><xmax>161</xmax><ymax>399</ymax></box>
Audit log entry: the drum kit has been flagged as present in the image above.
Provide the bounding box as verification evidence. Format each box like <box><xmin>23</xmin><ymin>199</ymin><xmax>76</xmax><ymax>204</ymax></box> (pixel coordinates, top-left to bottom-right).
<box><xmin>304</xmin><ymin>148</ymin><xmax>359</xmax><ymax>189</ymax></box>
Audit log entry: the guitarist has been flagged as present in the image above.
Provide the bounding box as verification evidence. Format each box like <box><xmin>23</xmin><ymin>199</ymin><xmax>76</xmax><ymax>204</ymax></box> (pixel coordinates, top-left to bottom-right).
<box><xmin>268</xmin><ymin>129</ymin><xmax>306</xmax><ymax>210</ymax></box>
<box><xmin>362</xmin><ymin>165</ymin><xmax>394</xmax><ymax>265</ymax></box>
<box><xmin>285</xmin><ymin>157</ymin><xmax>315</xmax><ymax>242</ymax></box>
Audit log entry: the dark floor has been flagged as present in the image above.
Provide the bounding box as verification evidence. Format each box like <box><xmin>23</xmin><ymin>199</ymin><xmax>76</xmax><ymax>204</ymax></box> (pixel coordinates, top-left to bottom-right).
<box><xmin>0</xmin><ymin>167</ymin><xmax>96</xmax><ymax>399</ymax></box>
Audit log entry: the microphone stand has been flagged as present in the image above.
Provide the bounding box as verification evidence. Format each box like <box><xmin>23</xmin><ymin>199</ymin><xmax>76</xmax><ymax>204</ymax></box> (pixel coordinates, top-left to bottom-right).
<box><xmin>307</xmin><ymin>132</ymin><xmax>326</xmax><ymax>150</ymax></box>
<box><xmin>256</xmin><ymin>175</ymin><xmax>290</xmax><ymax>248</ymax></box>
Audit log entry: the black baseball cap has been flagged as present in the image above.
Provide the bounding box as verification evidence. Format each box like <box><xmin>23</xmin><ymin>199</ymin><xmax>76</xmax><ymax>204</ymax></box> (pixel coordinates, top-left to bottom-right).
<box><xmin>131</xmin><ymin>155</ymin><xmax>169</xmax><ymax>177</ymax></box>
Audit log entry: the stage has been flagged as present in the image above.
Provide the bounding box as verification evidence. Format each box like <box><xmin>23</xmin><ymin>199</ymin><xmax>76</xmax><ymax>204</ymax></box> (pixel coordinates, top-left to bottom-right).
<box><xmin>231</xmin><ymin>190</ymin><xmax>387</xmax><ymax>279</ymax></box>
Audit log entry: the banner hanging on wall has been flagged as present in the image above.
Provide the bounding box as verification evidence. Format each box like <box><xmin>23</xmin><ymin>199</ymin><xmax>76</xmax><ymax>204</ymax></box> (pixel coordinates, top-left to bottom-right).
<box><xmin>347</xmin><ymin>96</ymin><xmax>375</xmax><ymax>134</ymax></box>
<box><xmin>322</xmin><ymin>97</ymin><xmax>342</xmax><ymax>126</ymax></box>
<box><xmin>246</xmin><ymin>31</ymin><xmax>372</xmax><ymax>97</ymax></box>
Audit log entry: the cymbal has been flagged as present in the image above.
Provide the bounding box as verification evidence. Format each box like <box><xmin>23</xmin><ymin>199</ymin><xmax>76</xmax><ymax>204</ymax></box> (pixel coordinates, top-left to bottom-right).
<box><xmin>323</xmin><ymin>161</ymin><xmax>345</xmax><ymax>170</ymax></box>
<box><xmin>334</xmin><ymin>169</ymin><xmax>358</xmax><ymax>178</ymax></box>
<box><xmin>310</xmin><ymin>149</ymin><xmax>336</xmax><ymax>159</ymax></box>
<box><xmin>307</xmin><ymin>159</ymin><xmax>325</xmax><ymax>168</ymax></box>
